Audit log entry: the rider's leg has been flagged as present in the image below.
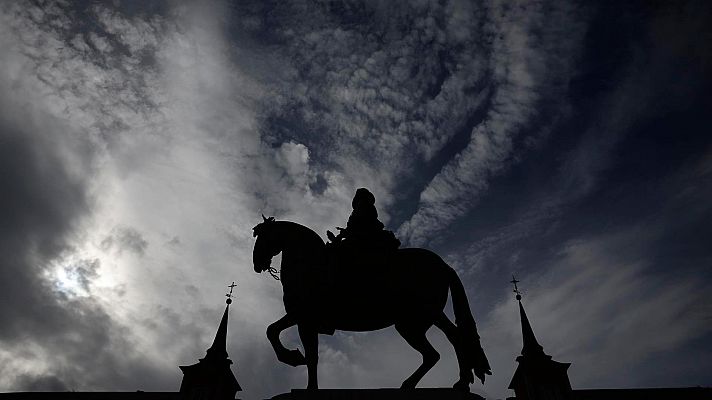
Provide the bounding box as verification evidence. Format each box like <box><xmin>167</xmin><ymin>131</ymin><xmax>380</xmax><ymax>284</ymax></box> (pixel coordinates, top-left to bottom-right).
<box><xmin>434</xmin><ymin>312</ymin><xmax>474</xmax><ymax>390</ymax></box>
<box><xmin>395</xmin><ymin>322</ymin><xmax>439</xmax><ymax>389</ymax></box>
<box><xmin>298</xmin><ymin>323</ymin><xmax>319</xmax><ymax>390</ymax></box>
<box><xmin>267</xmin><ymin>314</ymin><xmax>306</xmax><ymax>366</ymax></box>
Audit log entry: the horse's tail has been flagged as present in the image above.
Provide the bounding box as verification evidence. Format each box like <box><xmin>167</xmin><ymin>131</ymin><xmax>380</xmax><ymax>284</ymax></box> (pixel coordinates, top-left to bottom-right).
<box><xmin>448</xmin><ymin>267</ymin><xmax>492</xmax><ymax>384</ymax></box>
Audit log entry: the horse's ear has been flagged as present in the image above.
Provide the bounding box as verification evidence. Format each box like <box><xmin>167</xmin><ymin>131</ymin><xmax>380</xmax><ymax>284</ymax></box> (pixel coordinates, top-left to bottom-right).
<box><xmin>262</xmin><ymin>214</ymin><xmax>268</xmax><ymax>222</ymax></box>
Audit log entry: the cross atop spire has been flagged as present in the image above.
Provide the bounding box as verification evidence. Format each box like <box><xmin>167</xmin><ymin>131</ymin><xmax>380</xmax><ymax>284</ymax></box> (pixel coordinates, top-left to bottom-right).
<box><xmin>226</xmin><ymin>281</ymin><xmax>237</xmax><ymax>304</ymax></box>
<box><xmin>511</xmin><ymin>275</ymin><xmax>522</xmax><ymax>301</ymax></box>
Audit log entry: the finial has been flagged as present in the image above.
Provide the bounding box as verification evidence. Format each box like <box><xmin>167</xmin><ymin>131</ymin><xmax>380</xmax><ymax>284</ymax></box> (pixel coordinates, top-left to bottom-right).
<box><xmin>226</xmin><ymin>281</ymin><xmax>237</xmax><ymax>305</ymax></box>
<box><xmin>510</xmin><ymin>275</ymin><xmax>522</xmax><ymax>301</ymax></box>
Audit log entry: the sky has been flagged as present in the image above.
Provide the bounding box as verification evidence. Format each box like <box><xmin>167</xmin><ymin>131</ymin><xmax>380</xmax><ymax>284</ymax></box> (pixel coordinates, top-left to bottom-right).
<box><xmin>0</xmin><ymin>0</ymin><xmax>711</xmax><ymax>399</ymax></box>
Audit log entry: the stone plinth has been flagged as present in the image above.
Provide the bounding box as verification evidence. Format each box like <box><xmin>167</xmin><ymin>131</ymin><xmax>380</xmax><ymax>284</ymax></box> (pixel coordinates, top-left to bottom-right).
<box><xmin>269</xmin><ymin>388</ymin><xmax>485</xmax><ymax>400</ymax></box>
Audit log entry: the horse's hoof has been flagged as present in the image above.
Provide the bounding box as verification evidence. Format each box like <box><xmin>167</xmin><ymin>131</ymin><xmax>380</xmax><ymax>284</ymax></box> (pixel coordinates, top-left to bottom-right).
<box><xmin>453</xmin><ymin>379</ymin><xmax>470</xmax><ymax>391</ymax></box>
<box><xmin>281</xmin><ymin>349</ymin><xmax>306</xmax><ymax>367</ymax></box>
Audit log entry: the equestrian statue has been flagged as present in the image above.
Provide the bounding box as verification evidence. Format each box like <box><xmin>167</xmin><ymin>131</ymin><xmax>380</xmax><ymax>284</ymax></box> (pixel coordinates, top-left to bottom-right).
<box><xmin>252</xmin><ymin>188</ymin><xmax>491</xmax><ymax>391</ymax></box>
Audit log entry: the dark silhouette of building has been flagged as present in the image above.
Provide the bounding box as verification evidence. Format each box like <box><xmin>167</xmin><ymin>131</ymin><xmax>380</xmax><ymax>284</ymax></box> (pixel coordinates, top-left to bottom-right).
<box><xmin>507</xmin><ymin>277</ymin><xmax>572</xmax><ymax>400</ymax></box>
<box><xmin>506</xmin><ymin>276</ymin><xmax>711</xmax><ymax>400</ymax></box>
<box><xmin>179</xmin><ymin>285</ymin><xmax>241</xmax><ymax>400</ymax></box>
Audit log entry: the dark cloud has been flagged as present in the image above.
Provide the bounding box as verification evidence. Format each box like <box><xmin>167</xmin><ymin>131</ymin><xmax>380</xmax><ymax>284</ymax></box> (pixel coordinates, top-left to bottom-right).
<box><xmin>0</xmin><ymin>114</ymin><xmax>174</xmax><ymax>389</ymax></box>
<box><xmin>233</xmin><ymin>0</ymin><xmax>590</xmax><ymax>244</ymax></box>
<box><xmin>434</xmin><ymin>1</ymin><xmax>712</xmax><ymax>396</ymax></box>
<box><xmin>14</xmin><ymin>375</ymin><xmax>70</xmax><ymax>392</ymax></box>
<box><xmin>238</xmin><ymin>1</ymin><xmax>493</xmax><ymax>198</ymax></box>
<box><xmin>0</xmin><ymin>45</ymin><xmax>167</xmax><ymax>395</ymax></box>
<box><xmin>0</xmin><ymin>115</ymin><xmax>88</xmax><ymax>341</ymax></box>
<box><xmin>450</xmin><ymin>0</ymin><xmax>712</xmax><ymax>279</ymax></box>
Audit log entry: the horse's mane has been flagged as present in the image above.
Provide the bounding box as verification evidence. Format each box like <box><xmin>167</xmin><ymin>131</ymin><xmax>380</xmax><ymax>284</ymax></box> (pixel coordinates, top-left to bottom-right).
<box><xmin>276</xmin><ymin>220</ymin><xmax>325</xmax><ymax>248</ymax></box>
<box><xmin>254</xmin><ymin>219</ymin><xmax>325</xmax><ymax>249</ymax></box>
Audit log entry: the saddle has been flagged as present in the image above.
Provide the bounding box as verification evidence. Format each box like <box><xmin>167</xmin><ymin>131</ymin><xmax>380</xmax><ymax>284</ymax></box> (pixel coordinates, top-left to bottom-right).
<box><xmin>323</xmin><ymin>231</ymin><xmax>400</xmax><ymax>291</ymax></box>
<box><xmin>324</xmin><ymin>230</ymin><xmax>399</xmax><ymax>277</ymax></box>
<box><xmin>299</xmin><ymin>229</ymin><xmax>401</xmax><ymax>334</ymax></box>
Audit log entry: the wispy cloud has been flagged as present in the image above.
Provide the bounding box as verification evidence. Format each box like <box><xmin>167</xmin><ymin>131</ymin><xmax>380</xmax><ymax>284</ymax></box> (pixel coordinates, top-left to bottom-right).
<box><xmin>481</xmin><ymin>222</ymin><xmax>712</xmax><ymax>396</ymax></box>
<box><xmin>399</xmin><ymin>0</ymin><xmax>586</xmax><ymax>246</ymax></box>
<box><xmin>243</xmin><ymin>1</ymin><xmax>497</xmax><ymax>218</ymax></box>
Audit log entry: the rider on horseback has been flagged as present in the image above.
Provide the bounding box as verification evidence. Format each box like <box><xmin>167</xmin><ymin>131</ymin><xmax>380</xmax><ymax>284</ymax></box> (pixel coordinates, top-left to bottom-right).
<box><xmin>253</xmin><ymin>216</ymin><xmax>492</xmax><ymax>390</ymax></box>
<box><xmin>327</xmin><ymin>188</ymin><xmax>400</xmax><ymax>251</ymax></box>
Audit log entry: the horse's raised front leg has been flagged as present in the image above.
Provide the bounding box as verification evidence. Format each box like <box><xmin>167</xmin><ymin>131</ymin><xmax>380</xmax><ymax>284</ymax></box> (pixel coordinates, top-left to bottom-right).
<box><xmin>298</xmin><ymin>323</ymin><xmax>319</xmax><ymax>390</ymax></box>
<box><xmin>267</xmin><ymin>314</ymin><xmax>306</xmax><ymax>367</ymax></box>
<box><xmin>396</xmin><ymin>322</ymin><xmax>439</xmax><ymax>389</ymax></box>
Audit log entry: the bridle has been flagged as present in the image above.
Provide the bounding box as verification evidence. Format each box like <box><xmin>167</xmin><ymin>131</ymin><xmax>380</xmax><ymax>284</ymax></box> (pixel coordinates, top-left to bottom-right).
<box><xmin>254</xmin><ymin>215</ymin><xmax>281</xmax><ymax>281</ymax></box>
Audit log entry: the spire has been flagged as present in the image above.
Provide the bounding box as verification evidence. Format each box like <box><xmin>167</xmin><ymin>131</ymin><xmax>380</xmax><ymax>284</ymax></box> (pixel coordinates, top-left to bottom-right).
<box><xmin>511</xmin><ymin>275</ymin><xmax>546</xmax><ymax>357</ymax></box>
<box><xmin>203</xmin><ymin>282</ymin><xmax>237</xmax><ymax>360</ymax></box>
<box><xmin>508</xmin><ymin>276</ymin><xmax>573</xmax><ymax>399</ymax></box>
<box><xmin>204</xmin><ymin>303</ymin><xmax>230</xmax><ymax>360</ymax></box>
<box><xmin>180</xmin><ymin>281</ymin><xmax>242</xmax><ymax>398</ymax></box>
<box><xmin>518</xmin><ymin>299</ymin><xmax>545</xmax><ymax>357</ymax></box>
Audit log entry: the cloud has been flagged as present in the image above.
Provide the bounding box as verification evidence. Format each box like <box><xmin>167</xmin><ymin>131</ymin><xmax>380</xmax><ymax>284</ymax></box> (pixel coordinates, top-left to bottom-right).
<box><xmin>101</xmin><ymin>227</ymin><xmax>149</xmax><ymax>256</ymax></box>
<box><xmin>0</xmin><ymin>3</ymin><xmax>511</xmax><ymax>395</ymax></box>
<box><xmin>0</xmin><ymin>0</ymin><xmax>256</xmax><ymax>392</ymax></box>
<box><xmin>399</xmin><ymin>0</ymin><xmax>587</xmax><ymax>246</ymax></box>
<box><xmin>0</xmin><ymin>2</ymin><xmax>184</xmax><ymax>390</ymax></box>
<box><xmin>448</xmin><ymin>0</ymin><xmax>712</xmax><ymax>283</ymax></box>
<box><xmin>0</xmin><ymin>1</ymin><xmax>361</xmax><ymax>397</ymax></box>
<box><xmin>243</xmin><ymin>1</ymin><xmax>495</xmax><ymax>214</ymax></box>
<box><xmin>0</xmin><ymin>106</ymin><xmax>169</xmax><ymax>391</ymax></box>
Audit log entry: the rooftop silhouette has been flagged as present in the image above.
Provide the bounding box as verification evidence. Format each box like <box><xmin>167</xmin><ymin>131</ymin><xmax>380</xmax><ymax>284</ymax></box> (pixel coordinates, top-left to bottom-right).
<box><xmin>179</xmin><ymin>283</ymin><xmax>241</xmax><ymax>400</ymax></box>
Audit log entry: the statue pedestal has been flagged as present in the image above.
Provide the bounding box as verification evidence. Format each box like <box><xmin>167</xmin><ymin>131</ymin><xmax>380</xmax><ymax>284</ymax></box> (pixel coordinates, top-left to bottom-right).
<box><xmin>269</xmin><ymin>388</ymin><xmax>485</xmax><ymax>400</ymax></box>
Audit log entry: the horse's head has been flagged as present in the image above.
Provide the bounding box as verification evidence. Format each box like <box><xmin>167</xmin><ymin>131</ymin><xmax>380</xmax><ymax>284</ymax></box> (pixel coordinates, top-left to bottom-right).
<box><xmin>252</xmin><ymin>215</ymin><xmax>281</xmax><ymax>274</ymax></box>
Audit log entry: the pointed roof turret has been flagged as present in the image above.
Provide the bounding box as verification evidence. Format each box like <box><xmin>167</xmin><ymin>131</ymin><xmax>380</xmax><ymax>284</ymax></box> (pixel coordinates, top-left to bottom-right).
<box><xmin>204</xmin><ymin>304</ymin><xmax>230</xmax><ymax>361</ymax></box>
<box><xmin>203</xmin><ymin>282</ymin><xmax>235</xmax><ymax>361</ymax></box>
<box><xmin>513</xmin><ymin>277</ymin><xmax>546</xmax><ymax>357</ymax></box>
<box><xmin>508</xmin><ymin>276</ymin><xmax>572</xmax><ymax>399</ymax></box>
<box><xmin>179</xmin><ymin>282</ymin><xmax>241</xmax><ymax>399</ymax></box>
<box><xmin>519</xmin><ymin>301</ymin><xmax>545</xmax><ymax>356</ymax></box>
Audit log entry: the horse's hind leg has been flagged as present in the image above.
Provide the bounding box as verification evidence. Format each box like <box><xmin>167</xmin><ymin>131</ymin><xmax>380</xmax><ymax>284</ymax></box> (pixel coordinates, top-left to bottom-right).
<box><xmin>396</xmin><ymin>322</ymin><xmax>439</xmax><ymax>389</ymax></box>
<box><xmin>267</xmin><ymin>314</ymin><xmax>306</xmax><ymax>367</ymax></box>
<box><xmin>434</xmin><ymin>312</ymin><xmax>473</xmax><ymax>390</ymax></box>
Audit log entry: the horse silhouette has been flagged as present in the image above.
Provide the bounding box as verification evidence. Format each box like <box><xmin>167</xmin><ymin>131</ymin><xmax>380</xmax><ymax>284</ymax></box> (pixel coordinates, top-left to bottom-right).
<box><xmin>252</xmin><ymin>217</ymin><xmax>491</xmax><ymax>390</ymax></box>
